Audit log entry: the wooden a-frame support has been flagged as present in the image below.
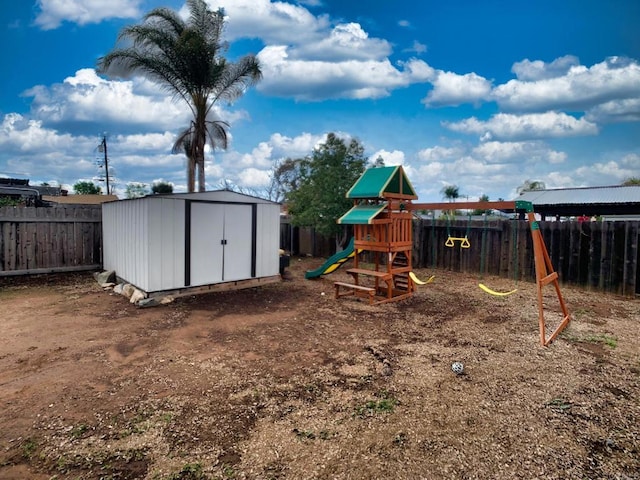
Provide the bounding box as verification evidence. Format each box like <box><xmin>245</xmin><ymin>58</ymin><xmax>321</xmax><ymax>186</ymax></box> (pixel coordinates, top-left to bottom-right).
<box><xmin>409</xmin><ymin>200</ymin><xmax>571</xmax><ymax>346</ymax></box>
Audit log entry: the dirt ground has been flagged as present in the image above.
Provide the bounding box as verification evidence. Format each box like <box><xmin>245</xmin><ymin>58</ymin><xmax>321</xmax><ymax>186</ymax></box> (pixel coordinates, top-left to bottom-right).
<box><xmin>0</xmin><ymin>258</ymin><xmax>638</xmax><ymax>480</ymax></box>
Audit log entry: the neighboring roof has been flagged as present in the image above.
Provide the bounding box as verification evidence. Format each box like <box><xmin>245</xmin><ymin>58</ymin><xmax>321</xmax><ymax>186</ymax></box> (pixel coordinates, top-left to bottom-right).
<box><xmin>43</xmin><ymin>194</ymin><xmax>119</xmax><ymax>205</ymax></box>
<box><xmin>515</xmin><ymin>185</ymin><xmax>640</xmax><ymax>216</ymax></box>
<box><xmin>337</xmin><ymin>203</ymin><xmax>387</xmax><ymax>225</ymax></box>
<box><xmin>0</xmin><ymin>186</ymin><xmax>42</xmax><ymax>197</ymax></box>
<box><xmin>346</xmin><ymin>166</ymin><xmax>417</xmax><ymax>199</ymax></box>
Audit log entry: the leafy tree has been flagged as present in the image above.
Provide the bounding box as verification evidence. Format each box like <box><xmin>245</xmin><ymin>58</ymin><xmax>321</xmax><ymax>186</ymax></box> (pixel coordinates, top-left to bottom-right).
<box><xmin>151</xmin><ymin>181</ymin><xmax>174</xmax><ymax>194</ymax></box>
<box><xmin>287</xmin><ymin>133</ymin><xmax>367</xmax><ymax>245</ymax></box>
<box><xmin>472</xmin><ymin>194</ymin><xmax>491</xmax><ymax>215</ymax></box>
<box><xmin>73</xmin><ymin>181</ymin><xmax>102</xmax><ymax>195</ymax></box>
<box><xmin>125</xmin><ymin>182</ymin><xmax>149</xmax><ymax>198</ymax></box>
<box><xmin>268</xmin><ymin>157</ymin><xmax>306</xmax><ymax>203</ymax></box>
<box><xmin>372</xmin><ymin>155</ymin><xmax>385</xmax><ymax>168</ymax></box>
<box><xmin>517</xmin><ymin>179</ymin><xmax>546</xmax><ymax>194</ymax></box>
<box><xmin>440</xmin><ymin>184</ymin><xmax>460</xmax><ymax>202</ymax></box>
<box><xmin>98</xmin><ymin>0</ymin><xmax>262</xmax><ymax>193</ymax></box>
<box><xmin>622</xmin><ymin>177</ymin><xmax>640</xmax><ymax>186</ymax></box>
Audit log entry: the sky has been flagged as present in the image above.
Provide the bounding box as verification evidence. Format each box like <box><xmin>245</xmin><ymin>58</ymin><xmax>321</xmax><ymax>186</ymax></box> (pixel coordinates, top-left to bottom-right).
<box><xmin>0</xmin><ymin>0</ymin><xmax>639</xmax><ymax>201</ymax></box>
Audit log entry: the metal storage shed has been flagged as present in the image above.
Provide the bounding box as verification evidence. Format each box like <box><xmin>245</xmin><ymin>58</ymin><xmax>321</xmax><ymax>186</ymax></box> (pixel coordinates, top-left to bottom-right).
<box><xmin>102</xmin><ymin>191</ymin><xmax>281</xmax><ymax>295</ymax></box>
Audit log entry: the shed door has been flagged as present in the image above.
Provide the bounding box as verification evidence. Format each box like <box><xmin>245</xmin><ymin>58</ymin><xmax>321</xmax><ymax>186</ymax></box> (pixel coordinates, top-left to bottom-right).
<box><xmin>190</xmin><ymin>203</ymin><xmax>224</xmax><ymax>285</ymax></box>
<box><xmin>189</xmin><ymin>203</ymin><xmax>253</xmax><ymax>286</ymax></box>
<box><xmin>221</xmin><ymin>204</ymin><xmax>252</xmax><ymax>281</ymax></box>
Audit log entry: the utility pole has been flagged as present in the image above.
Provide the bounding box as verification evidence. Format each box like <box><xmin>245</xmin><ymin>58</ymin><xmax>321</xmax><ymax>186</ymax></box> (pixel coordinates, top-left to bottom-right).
<box><xmin>97</xmin><ymin>134</ymin><xmax>110</xmax><ymax>195</ymax></box>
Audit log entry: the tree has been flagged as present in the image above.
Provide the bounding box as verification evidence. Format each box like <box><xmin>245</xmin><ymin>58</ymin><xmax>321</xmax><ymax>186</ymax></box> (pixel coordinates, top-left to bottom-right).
<box><xmin>151</xmin><ymin>181</ymin><xmax>174</xmax><ymax>194</ymax></box>
<box><xmin>287</xmin><ymin>133</ymin><xmax>367</xmax><ymax>245</ymax></box>
<box><xmin>268</xmin><ymin>157</ymin><xmax>305</xmax><ymax>203</ymax></box>
<box><xmin>441</xmin><ymin>184</ymin><xmax>460</xmax><ymax>202</ymax></box>
<box><xmin>125</xmin><ymin>182</ymin><xmax>149</xmax><ymax>198</ymax></box>
<box><xmin>472</xmin><ymin>194</ymin><xmax>491</xmax><ymax>215</ymax></box>
<box><xmin>372</xmin><ymin>155</ymin><xmax>385</xmax><ymax>168</ymax></box>
<box><xmin>74</xmin><ymin>181</ymin><xmax>101</xmax><ymax>195</ymax></box>
<box><xmin>517</xmin><ymin>179</ymin><xmax>546</xmax><ymax>194</ymax></box>
<box><xmin>98</xmin><ymin>0</ymin><xmax>262</xmax><ymax>193</ymax></box>
<box><xmin>622</xmin><ymin>177</ymin><xmax>640</xmax><ymax>186</ymax></box>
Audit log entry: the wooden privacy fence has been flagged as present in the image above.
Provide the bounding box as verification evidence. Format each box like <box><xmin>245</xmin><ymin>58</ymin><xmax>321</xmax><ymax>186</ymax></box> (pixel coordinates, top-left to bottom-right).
<box><xmin>413</xmin><ymin>219</ymin><xmax>640</xmax><ymax>297</ymax></box>
<box><xmin>0</xmin><ymin>205</ymin><xmax>103</xmax><ymax>276</ymax></box>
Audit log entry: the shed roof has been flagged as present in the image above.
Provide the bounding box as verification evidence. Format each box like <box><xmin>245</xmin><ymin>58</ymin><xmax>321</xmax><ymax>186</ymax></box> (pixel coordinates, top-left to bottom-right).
<box><xmin>346</xmin><ymin>166</ymin><xmax>417</xmax><ymax>199</ymax></box>
<box><xmin>156</xmin><ymin>190</ymin><xmax>278</xmax><ymax>204</ymax></box>
<box><xmin>515</xmin><ymin>185</ymin><xmax>640</xmax><ymax>217</ymax></box>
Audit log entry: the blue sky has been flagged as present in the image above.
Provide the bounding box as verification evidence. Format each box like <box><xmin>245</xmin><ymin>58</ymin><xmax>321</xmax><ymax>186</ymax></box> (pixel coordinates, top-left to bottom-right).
<box><xmin>1</xmin><ymin>0</ymin><xmax>639</xmax><ymax>201</ymax></box>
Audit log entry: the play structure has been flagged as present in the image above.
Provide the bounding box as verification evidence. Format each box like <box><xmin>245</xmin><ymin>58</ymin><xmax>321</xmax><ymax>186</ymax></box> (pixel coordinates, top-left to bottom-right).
<box><xmin>307</xmin><ymin>165</ymin><xmax>570</xmax><ymax>346</ymax></box>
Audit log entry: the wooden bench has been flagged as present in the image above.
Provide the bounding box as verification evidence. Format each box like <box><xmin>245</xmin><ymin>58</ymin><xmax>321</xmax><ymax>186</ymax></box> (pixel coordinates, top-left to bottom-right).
<box><xmin>334</xmin><ymin>281</ymin><xmax>376</xmax><ymax>304</ymax></box>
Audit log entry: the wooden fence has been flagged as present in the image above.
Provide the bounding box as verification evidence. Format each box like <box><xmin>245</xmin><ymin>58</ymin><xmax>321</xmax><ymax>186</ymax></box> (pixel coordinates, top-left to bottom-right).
<box><xmin>0</xmin><ymin>205</ymin><xmax>103</xmax><ymax>276</ymax></box>
<box><xmin>282</xmin><ymin>219</ymin><xmax>640</xmax><ymax>297</ymax></box>
<box><xmin>2</xmin><ymin>206</ymin><xmax>637</xmax><ymax>296</ymax></box>
<box><xmin>414</xmin><ymin>219</ymin><xmax>639</xmax><ymax>297</ymax></box>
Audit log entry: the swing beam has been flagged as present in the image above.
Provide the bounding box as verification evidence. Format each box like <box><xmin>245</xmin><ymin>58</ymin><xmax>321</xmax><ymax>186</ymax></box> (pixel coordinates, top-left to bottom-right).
<box><xmin>407</xmin><ymin>200</ymin><xmax>571</xmax><ymax>346</ymax></box>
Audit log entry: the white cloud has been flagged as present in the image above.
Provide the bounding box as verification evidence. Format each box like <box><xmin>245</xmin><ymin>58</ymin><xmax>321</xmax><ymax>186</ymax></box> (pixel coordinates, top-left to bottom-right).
<box><xmin>257</xmin><ymin>47</ymin><xmax>434</xmax><ymax>100</ymax></box>
<box><xmin>417</xmin><ymin>145</ymin><xmax>463</xmax><ymax>162</ymax></box>
<box><xmin>294</xmin><ymin>23</ymin><xmax>392</xmax><ymax>61</ymax></box>
<box><xmin>370</xmin><ymin>149</ymin><xmax>405</xmax><ymax>166</ymax></box>
<box><xmin>113</xmin><ymin>132</ymin><xmax>176</xmax><ymax>153</ymax></box>
<box><xmin>511</xmin><ymin>55</ymin><xmax>580</xmax><ymax>81</ymax></box>
<box><xmin>493</xmin><ymin>57</ymin><xmax>640</xmax><ymax>112</ymax></box>
<box><xmin>0</xmin><ymin>113</ymin><xmax>87</xmax><ymax>153</ymax></box>
<box><xmin>443</xmin><ymin>112</ymin><xmax>598</xmax><ymax>141</ymax></box>
<box><xmin>403</xmin><ymin>40</ymin><xmax>427</xmax><ymax>55</ymax></box>
<box><xmin>204</xmin><ymin>0</ymin><xmax>330</xmax><ymax>44</ymax></box>
<box><xmin>574</xmin><ymin>160</ymin><xmax>637</xmax><ymax>184</ymax></box>
<box><xmin>200</xmin><ymin>0</ymin><xmax>433</xmax><ymax>101</ymax></box>
<box><xmin>238</xmin><ymin>167</ymin><xmax>271</xmax><ymax>187</ymax></box>
<box><xmin>472</xmin><ymin>141</ymin><xmax>567</xmax><ymax>164</ymax></box>
<box><xmin>25</xmin><ymin>69</ymin><xmax>191</xmax><ymax>133</ymax></box>
<box><xmin>35</xmin><ymin>0</ymin><xmax>142</xmax><ymax>30</ymax></box>
<box><xmin>620</xmin><ymin>152</ymin><xmax>640</xmax><ymax>169</ymax></box>
<box><xmin>585</xmin><ymin>98</ymin><xmax>640</xmax><ymax>123</ymax></box>
<box><xmin>422</xmin><ymin>71</ymin><xmax>492</xmax><ymax>107</ymax></box>
<box><xmin>268</xmin><ymin>132</ymin><xmax>325</xmax><ymax>157</ymax></box>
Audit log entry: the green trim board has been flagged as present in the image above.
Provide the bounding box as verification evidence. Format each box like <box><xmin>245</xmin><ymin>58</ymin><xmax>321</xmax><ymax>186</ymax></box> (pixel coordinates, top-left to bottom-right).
<box><xmin>337</xmin><ymin>203</ymin><xmax>387</xmax><ymax>224</ymax></box>
<box><xmin>346</xmin><ymin>166</ymin><xmax>417</xmax><ymax>199</ymax></box>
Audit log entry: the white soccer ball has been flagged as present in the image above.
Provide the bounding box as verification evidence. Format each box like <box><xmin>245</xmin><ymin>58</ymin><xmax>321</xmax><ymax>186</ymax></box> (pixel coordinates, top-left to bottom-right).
<box><xmin>451</xmin><ymin>361</ymin><xmax>464</xmax><ymax>375</ymax></box>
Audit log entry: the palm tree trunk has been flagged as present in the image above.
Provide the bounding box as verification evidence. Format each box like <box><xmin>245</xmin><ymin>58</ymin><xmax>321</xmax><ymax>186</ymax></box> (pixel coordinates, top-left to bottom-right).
<box><xmin>197</xmin><ymin>157</ymin><xmax>206</xmax><ymax>192</ymax></box>
<box><xmin>187</xmin><ymin>157</ymin><xmax>196</xmax><ymax>193</ymax></box>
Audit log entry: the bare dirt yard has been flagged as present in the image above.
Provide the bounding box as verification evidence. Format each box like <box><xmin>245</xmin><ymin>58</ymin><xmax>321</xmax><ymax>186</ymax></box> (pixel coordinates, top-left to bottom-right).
<box><xmin>0</xmin><ymin>258</ymin><xmax>639</xmax><ymax>480</ymax></box>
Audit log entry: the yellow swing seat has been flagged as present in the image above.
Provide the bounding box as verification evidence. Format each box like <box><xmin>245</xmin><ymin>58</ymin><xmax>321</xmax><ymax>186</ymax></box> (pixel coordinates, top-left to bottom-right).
<box><xmin>478</xmin><ymin>283</ymin><xmax>518</xmax><ymax>296</ymax></box>
<box><xmin>409</xmin><ymin>271</ymin><xmax>435</xmax><ymax>285</ymax></box>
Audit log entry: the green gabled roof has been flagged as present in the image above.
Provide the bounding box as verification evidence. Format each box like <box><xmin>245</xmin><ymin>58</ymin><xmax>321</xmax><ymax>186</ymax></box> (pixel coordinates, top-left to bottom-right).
<box><xmin>337</xmin><ymin>204</ymin><xmax>387</xmax><ymax>225</ymax></box>
<box><xmin>346</xmin><ymin>166</ymin><xmax>417</xmax><ymax>199</ymax></box>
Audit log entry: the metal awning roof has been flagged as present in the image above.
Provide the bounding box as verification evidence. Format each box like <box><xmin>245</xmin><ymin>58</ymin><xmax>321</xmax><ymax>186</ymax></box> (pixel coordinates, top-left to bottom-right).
<box><xmin>337</xmin><ymin>204</ymin><xmax>387</xmax><ymax>224</ymax></box>
<box><xmin>515</xmin><ymin>185</ymin><xmax>640</xmax><ymax>217</ymax></box>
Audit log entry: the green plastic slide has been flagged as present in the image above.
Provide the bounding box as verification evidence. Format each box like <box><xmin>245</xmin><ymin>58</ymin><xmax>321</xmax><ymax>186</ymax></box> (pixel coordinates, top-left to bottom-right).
<box><xmin>304</xmin><ymin>237</ymin><xmax>356</xmax><ymax>279</ymax></box>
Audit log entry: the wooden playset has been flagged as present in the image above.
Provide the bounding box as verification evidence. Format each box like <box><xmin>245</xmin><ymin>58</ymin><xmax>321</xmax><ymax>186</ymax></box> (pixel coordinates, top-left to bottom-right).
<box><xmin>333</xmin><ymin>166</ymin><xmax>570</xmax><ymax>346</ymax></box>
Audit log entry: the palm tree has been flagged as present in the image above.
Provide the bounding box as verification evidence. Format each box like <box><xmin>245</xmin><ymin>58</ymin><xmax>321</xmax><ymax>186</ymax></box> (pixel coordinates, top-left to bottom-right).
<box><xmin>97</xmin><ymin>0</ymin><xmax>262</xmax><ymax>192</ymax></box>
<box><xmin>441</xmin><ymin>184</ymin><xmax>460</xmax><ymax>202</ymax></box>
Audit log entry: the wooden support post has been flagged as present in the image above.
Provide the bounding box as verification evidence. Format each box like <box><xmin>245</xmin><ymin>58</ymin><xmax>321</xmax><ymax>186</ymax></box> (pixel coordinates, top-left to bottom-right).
<box><xmin>528</xmin><ymin>212</ymin><xmax>571</xmax><ymax>346</ymax></box>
